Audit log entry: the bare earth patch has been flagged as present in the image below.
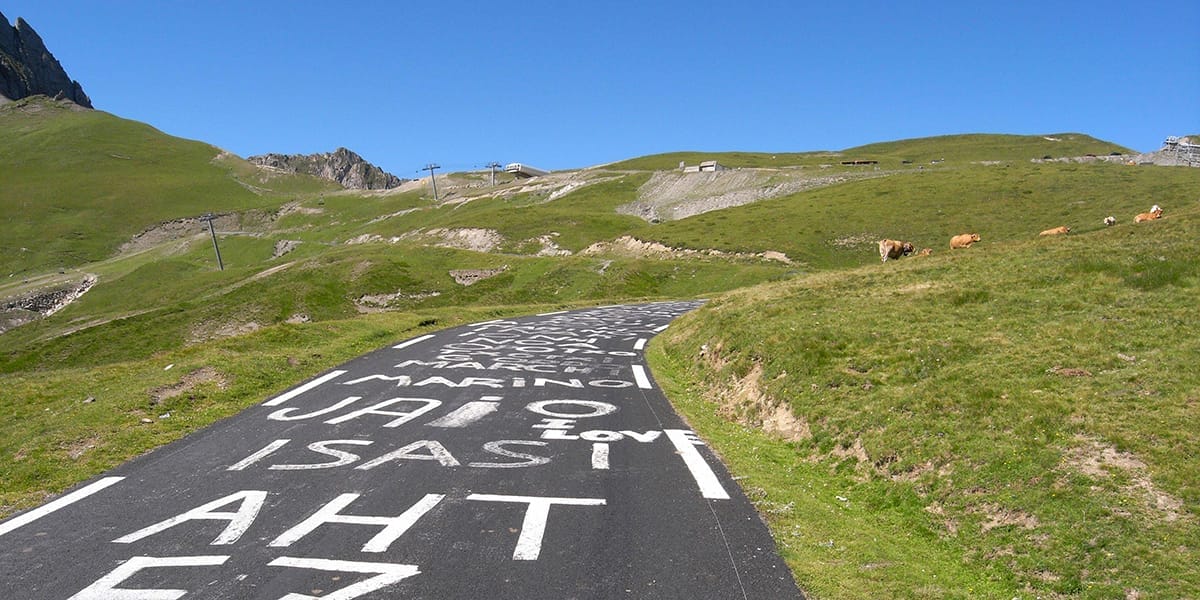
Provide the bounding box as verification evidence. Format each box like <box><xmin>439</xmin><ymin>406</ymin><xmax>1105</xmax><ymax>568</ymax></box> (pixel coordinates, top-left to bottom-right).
<box><xmin>449</xmin><ymin>266</ymin><xmax>509</xmax><ymax>286</ymax></box>
<box><xmin>61</xmin><ymin>433</ymin><xmax>101</xmax><ymax>460</ymax></box>
<box><xmin>622</xmin><ymin>169</ymin><xmax>884</xmax><ymax>222</ymax></box>
<box><xmin>1062</xmin><ymin>435</ymin><xmax>1186</xmax><ymax>522</ymax></box>
<box><xmin>924</xmin><ymin>502</ymin><xmax>960</xmax><ymax>535</ymax></box>
<box><xmin>355</xmin><ymin>290</ymin><xmax>442</xmax><ymax>312</ymax></box>
<box><xmin>582</xmin><ymin>236</ymin><xmax>794</xmax><ymax>264</ymax></box>
<box><xmin>119</xmin><ymin>214</ymin><xmax>239</xmax><ymax>255</ymax></box>
<box><xmin>188</xmin><ymin>320</ymin><xmax>261</xmax><ymax>344</ymax></box>
<box><xmin>277</xmin><ymin>201</ymin><xmax>325</xmax><ymax>217</ymax></box>
<box><xmin>425</xmin><ymin>228</ymin><xmax>503</xmax><ymax>253</ymax></box>
<box><xmin>977</xmin><ymin>502</ymin><xmax>1040</xmax><ymax>532</ymax></box>
<box><xmin>1</xmin><ymin>275</ymin><xmax>98</xmax><ymax>334</ymax></box>
<box><xmin>272</xmin><ymin>240</ymin><xmax>301</xmax><ymax>258</ymax></box>
<box><xmin>531</xmin><ymin>233</ymin><xmax>572</xmax><ymax>256</ymax></box>
<box><xmin>707</xmin><ymin>362</ymin><xmax>810</xmax><ymax>442</ymax></box>
<box><xmin>148</xmin><ymin>366</ymin><xmax>228</xmax><ymax>405</ymax></box>
<box><xmin>351</xmin><ymin>260</ymin><xmax>373</xmax><ymax>279</ymax></box>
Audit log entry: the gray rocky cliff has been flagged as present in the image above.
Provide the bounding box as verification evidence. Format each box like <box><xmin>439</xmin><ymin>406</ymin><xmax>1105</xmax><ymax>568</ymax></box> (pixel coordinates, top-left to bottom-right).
<box><xmin>247</xmin><ymin>147</ymin><xmax>405</xmax><ymax>190</ymax></box>
<box><xmin>0</xmin><ymin>11</ymin><xmax>92</xmax><ymax>107</ymax></box>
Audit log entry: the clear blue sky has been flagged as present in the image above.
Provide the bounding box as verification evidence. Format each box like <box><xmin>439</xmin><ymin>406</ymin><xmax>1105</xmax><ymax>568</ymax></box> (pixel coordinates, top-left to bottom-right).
<box><xmin>4</xmin><ymin>1</ymin><xmax>1198</xmax><ymax>174</ymax></box>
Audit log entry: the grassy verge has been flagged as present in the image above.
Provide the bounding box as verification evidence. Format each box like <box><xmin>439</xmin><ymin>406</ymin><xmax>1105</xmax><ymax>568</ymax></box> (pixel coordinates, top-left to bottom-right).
<box><xmin>648</xmin><ymin>208</ymin><xmax>1199</xmax><ymax>598</ymax></box>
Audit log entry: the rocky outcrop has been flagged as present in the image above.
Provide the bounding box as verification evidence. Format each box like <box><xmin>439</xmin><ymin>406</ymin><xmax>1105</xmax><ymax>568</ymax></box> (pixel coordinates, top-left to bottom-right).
<box><xmin>247</xmin><ymin>147</ymin><xmax>405</xmax><ymax>190</ymax></box>
<box><xmin>0</xmin><ymin>11</ymin><xmax>92</xmax><ymax>107</ymax></box>
<box><xmin>0</xmin><ymin>275</ymin><xmax>97</xmax><ymax>334</ymax></box>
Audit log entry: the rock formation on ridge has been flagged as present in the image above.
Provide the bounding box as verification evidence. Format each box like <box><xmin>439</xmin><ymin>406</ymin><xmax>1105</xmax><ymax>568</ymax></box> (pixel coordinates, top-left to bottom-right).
<box><xmin>247</xmin><ymin>147</ymin><xmax>405</xmax><ymax>190</ymax></box>
<box><xmin>0</xmin><ymin>11</ymin><xmax>92</xmax><ymax>107</ymax></box>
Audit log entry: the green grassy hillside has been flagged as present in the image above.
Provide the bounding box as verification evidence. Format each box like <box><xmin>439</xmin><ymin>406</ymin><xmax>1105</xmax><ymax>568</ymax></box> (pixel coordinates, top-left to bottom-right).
<box><xmin>650</xmin><ymin>204</ymin><xmax>1200</xmax><ymax>598</ymax></box>
<box><xmin>0</xmin><ymin>97</ymin><xmax>337</xmax><ymax>276</ymax></box>
<box><xmin>635</xmin><ymin>161</ymin><xmax>1199</xmax><ymax>269</ymax></box>
<box><xmin>607</xmin><ymin>133</ymin><xmax>1129</xmax><ymax>171</ymax></box>
<box><xmin>845</xmin><ymin>132</ymin><xmax>1130</xmax><ymax>163</ymax></box>
<box><xmin>607</xmin><ymin>150</ymin><xmax>838</xmax><ymax>170</ymax></box>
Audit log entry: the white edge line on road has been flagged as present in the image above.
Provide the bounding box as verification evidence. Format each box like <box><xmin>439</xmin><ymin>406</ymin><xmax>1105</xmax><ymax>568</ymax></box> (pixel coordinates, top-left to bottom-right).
<box><xmin>664</xmin><ymin>430</ymin><xmax>731</xmax><ymax>500</ymax></box>
<box><xmin>0</xmin><ymin>476</ymin><xmax>125</xmax><ymax>538</ymax></box>
<box><xmin>632</xmin><ymin>365</ymin><xmax>653</xmax><ymax>389</ymax></box>
<box><xmin>263</xmin><ymin>370</ymin><xmax>347</xmax><ymax>406</ymax></box>
<box><xmin>536</xmin><ymin>310</ymin><xmax>567</xmax><ymax>316</ymax></box>
<box><xmin>392</xmin><ymin>334</ymin><xmax>435</xmax><ymax>350</ymax></box>
<box><xmin>652</xmin><ymin>324</ymin><xmax>669</xmax><ymax>333</ymax></box>
<box><xmin>470</xmin><ymin>319</ymin><xmax>506</xmax><ymax>327</ymax></box>
<box><xmin>634</xmin><ymin>338</ymin><xmax>647</xmax><ymax>350</ymax></box>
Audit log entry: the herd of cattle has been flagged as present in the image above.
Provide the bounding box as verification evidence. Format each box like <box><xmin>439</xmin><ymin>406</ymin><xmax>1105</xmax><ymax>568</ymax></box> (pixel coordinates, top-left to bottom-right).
<box><xmin>878</xmin><ymin>204</ymin><xmax>1166</xmax><ymax>262</ymax></box>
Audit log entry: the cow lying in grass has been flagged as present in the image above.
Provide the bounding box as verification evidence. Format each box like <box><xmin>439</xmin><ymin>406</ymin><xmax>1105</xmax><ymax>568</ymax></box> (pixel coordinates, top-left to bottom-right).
<box><xmin>949</xmin><ymin>233</ymin><xmax>981</xmax><ymax>249</ymax></box>
<box><xmin>879</xmin><ymin>239</ymin><xmax>915</xmax><ymax>262</ymax></box>
<box><xmin>1134</xmin><ymin>205</ymin><xmax>1163</xmax><ymax>223</ymax></box>
<box><xmin>1040</xmin><ymin>226</ymin><xmax>1070</xmax><ymax>236</ymax></box>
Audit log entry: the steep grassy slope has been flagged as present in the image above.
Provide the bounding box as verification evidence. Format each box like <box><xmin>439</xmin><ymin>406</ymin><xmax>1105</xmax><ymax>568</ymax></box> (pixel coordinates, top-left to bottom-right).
<box><xmin>0</xmin><ymin>97</ymin><xmax>337</xmax><ymax>275</ymax></box>
<box><xmin>650</xmin><ymin>205</ymin><xmax>1200</xmax><ymax>598</ymax></box>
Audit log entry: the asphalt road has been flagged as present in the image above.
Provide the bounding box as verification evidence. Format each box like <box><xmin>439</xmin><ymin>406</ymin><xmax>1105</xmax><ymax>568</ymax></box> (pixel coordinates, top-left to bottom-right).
<box><xmin>0</xmin><ymin>301</ymin><xmax>801</xmax><ymax>599</ymax></box>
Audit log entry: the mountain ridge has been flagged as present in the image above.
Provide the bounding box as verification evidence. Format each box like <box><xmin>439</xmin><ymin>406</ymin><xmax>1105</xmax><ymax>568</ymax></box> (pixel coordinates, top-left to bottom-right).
<box><xmin>247</xmin><ymin>147</ymin><xmax>405</xmax><ymax>190</ymax></box>
<box><xmin>0</xmin><ymin>11</ymin><xmax>91</xmax><ymax>107</ymax></box>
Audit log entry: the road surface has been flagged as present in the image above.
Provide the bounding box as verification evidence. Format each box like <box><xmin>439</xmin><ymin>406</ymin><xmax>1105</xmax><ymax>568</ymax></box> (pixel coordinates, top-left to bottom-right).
<box><xmin>0</xmin><ymin>301</ymin><xmax>801</xmax><ymax>599</ymax></box>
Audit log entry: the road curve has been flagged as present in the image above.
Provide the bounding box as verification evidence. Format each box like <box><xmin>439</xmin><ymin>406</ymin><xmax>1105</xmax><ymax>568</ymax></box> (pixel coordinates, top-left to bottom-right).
<box><xmin>0</xmin><ymin>301</ymin><xmax>801</xmax><ymax>599</ymax></box>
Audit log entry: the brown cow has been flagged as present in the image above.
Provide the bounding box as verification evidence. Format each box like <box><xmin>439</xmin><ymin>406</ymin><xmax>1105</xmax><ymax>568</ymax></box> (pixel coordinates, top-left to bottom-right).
<box><xmin>1134</xmin><ymin>206</ymin><xmax>1163</xmax><ymax>223</ymax></box>
<box><xmin>949</xmin><ymin>233</ymin><xmax>981</xmax><ymax>249</ymax></box>
<box><xmin>878</xmin><ymin>239</ymin><xmax>915</xmax><ymax>262</ymax></box>
<box><xmin>1039</xmin><ymin>226</ymin><xmax>1070</xmax><ymax>236</ymax></box>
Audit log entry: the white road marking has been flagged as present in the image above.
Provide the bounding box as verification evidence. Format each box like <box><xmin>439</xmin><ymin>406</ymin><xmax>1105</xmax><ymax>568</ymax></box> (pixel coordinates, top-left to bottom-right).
<box><xmin>664</xmin><ymin>429</ymin><xmax>730</xmax><ymax>500</ymax></box>
<box><xmin>591</xmin><ymin>443</ymin><xmax>610</xmax><ymax>470</ymax></box>
<box><xmin>631</xmin><ymin>365</ymin><xmax>653</xmax><ymax>389</ymax></box>
<box><xmin>269</xmin><ymin>492</ymin><xmax>445</xmax><ymax>553</ymax></box>
<box><xmin>634</xmin><ymin>338</ymin><xmax>647</xmax><ymax>350</ymax></box>
<box><xmin>652</xmin><ymin>324</ymin><xmax>669</xmax><ymax>333</ymax></box>
<box><xmin>392</xmin><ymin>334</ymin><xmax>435</xmax><ymax>350</ymax></box>
<box><xmin>466</xmin><ymin>494</ymin><xmax>606</xmax><ymax>560</ymax></box>
<box><xmin>226</xmin><ymin>439</ymin><xmax>290</xmax><ymax>471</ymax></box>
<box><xmin>469</xmin><ymin>319</ymin><xmax>506</xmax><ymax>327</ymax></box>
<box><xmin>536</xmin><ymin>310</ymin><xmax>567</xmax><ymax>316</ymax></box>
<box><xmin>263</xmin><ymin>370</ymin><xmax>347</xmax><ymax>406</ymax></box>
<box><xmin>267</xmin><ymin>557</ymin><xmax>421</xmax><ymax>599</ymax></box>
<box><xmin>68</xmin><ymin>555</ymin><xmax>230</xmax><ymax>600</ymax></box>
<box><xmin>0</xmin><ymin>476</ymin><xmax>124</xmax><ymax>538</ymax></box>
<box><xmin>113</xmin><ymin>490</ymin><xmax>268</xmax><ymax>545</ymax></box>
<box><xmin>425</xmin><ymin>401</ymin><xmax>501</xmax><ymax>428</ymax></box>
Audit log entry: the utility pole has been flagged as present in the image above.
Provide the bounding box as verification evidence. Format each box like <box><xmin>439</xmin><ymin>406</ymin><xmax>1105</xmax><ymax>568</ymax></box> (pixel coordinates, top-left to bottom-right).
<box><xmin>199</xmin><ymin>213</ymin><xmax>224</xmax><ymax>271</ymax></box>
<box><xmin>485</xmin><ymin>162</ymin><xmax>501</xmax><ymax>186</ymax></box>
<box><xmin>423</xmin><ymin>163</ymin><xmax>441</xmax><ymax>201</ymax></box>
